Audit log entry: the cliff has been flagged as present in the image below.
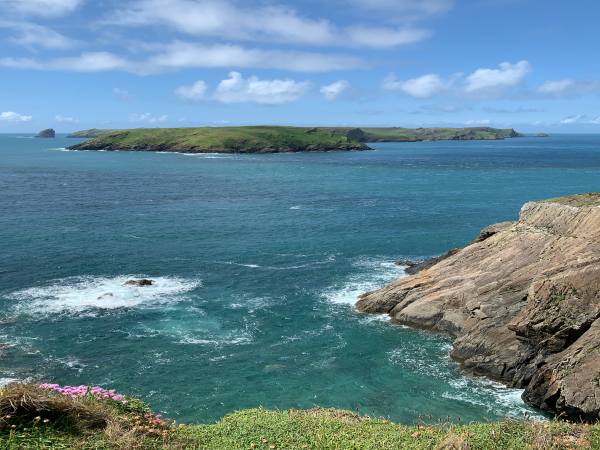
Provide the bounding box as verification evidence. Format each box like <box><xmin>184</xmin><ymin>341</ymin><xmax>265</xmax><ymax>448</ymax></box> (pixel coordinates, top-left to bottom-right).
<box><xmin>357</xmin><ymin>193</ymin><xmax>600</xmax><ymax>422</ymax></box>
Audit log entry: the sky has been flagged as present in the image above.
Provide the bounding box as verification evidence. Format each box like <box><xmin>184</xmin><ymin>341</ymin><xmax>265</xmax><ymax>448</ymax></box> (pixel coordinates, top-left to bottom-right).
<box><xmin>0</xmin><ymin>0</ymin><xmax>599</xmax><ymax>133</ymax></box>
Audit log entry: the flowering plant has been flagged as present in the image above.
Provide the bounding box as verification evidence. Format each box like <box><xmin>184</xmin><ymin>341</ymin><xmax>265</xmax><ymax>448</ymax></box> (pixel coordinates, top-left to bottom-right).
<box><xmin>39</xmin><ymin>383</ymin><xmax>128</xmax><ymax>404</ymax></box>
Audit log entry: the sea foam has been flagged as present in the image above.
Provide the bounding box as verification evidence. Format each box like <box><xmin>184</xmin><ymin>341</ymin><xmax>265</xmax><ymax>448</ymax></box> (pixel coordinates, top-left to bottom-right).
<box><xmin>322</xmin><ymin>258</ymin><xmax>406</xmax><ymax>305</ymax></box>
<box><xmin>9</xmin><ymin>275</ymin><xmax>201</xmax><ymax>316</ymax></box>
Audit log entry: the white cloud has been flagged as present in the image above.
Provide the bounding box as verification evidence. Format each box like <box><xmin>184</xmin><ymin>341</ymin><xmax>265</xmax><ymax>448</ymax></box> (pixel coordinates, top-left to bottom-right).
<box><xmin>0</xmin><ymin>21</ymin><xmax>76</xmax><ymax>49</ymax></box>
<box><xmin>590</xmin><ymin>116</ymin><xmax>600</xmax><ymax>125</ymax></box>
<box><xmin>108</xmin><ymin>0</ymin><xmax>430</xmax><ymax>49</ymax></box>
<box><xmin>55</xmin><ymin>114</ymin><xmax>78</xmax><ymax>123</ymax></box>
<box><xmin>320</xmin><ymin>80</ymin><xmax>350</xmax><ymax>101</ymax></box>
<box><xmin>349</xmin><ymin>0</ymin><xmax>453</xmax><ymax>15</ymax></box>
<box><xmin>344</xmin><ymin>26</ymin><xmax>430</xmax><ymax>48</ymax></box>
<box><xmin>560</xmin><ymin>115</ymin><xmax>584</xmax><ymax>124</ymax></box>
<box><xmin>175</xmin><ymin>80</ymin><xmax>208</xmax><ymax>101</ymax></box>
<box><xmin>383</xmin><ymin>73</ymin><xmax>447</xmax><ymax>98</ymax></box>
<box><xmin>466</xmin><ymin>119</ymin><xmax>491</xmax><ymax>125</ymax></box>
<box><xmin>129</xmin><ymin>113</ymin><xmax>168</xmax><ymax>123</ymax></box>
<box><xmin>538</xmin><ymin>79</ymin><xmax>600</xmax><ymax>97</ymax></box>
<box><xmin>0</xmin><ymin>0</ymin><xmax>83</xmax><ymax>17</ymax></box>
<box><xmin>464</xmin><ymin>60</ymin><xmax>531</xmax><ymax>93</ymax></box>
<box><xmin>214</xmin><ymin>72</ymin><xmax>310</xmax><ymax>105</ymax></box>
<box><xmin>0</xmin><ymin>111</ymin><xmax>32</xmax><ymax>122</ymax></box>
<box><xmin>0</xmin><ymin>43</ymin><xmax>362</xmax><ymax>73</ymax></box>
<box><xmin>113</xmin><ymin>88</ymin><xmax>132</xmax><ymax>101</ymax></box>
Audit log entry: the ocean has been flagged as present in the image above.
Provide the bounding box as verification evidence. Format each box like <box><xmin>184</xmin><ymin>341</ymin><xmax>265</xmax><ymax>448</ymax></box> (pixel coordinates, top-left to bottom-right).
<box><xmin>2</xmin><ymin>133</ymin><xmax>599</xmax><ymax>423</ymax></box>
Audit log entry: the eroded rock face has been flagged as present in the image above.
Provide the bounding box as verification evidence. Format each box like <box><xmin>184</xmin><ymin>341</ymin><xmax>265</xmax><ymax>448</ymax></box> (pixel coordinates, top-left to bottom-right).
<box><xmin>357</xmin><ymin>198</ymin><xmax>600</xmax><ymax>421</ymax></box>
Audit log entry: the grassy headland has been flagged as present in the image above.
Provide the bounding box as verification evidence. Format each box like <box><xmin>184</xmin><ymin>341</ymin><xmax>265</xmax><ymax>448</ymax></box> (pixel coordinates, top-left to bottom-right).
<box><xmin>1</xmin><ymin>383</ymin><xmax>598</xmax><ymax>449</ymax></box>
<box><xmin>67</xmin><ymin>126</ymin><xmax>522</xmax><ymax>154</ymax></box>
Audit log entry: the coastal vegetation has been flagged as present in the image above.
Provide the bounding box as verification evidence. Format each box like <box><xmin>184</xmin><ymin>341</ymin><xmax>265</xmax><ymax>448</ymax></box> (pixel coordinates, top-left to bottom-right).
<box><xmin>1</xmin><ymin>383</ymin><xmax>598</xmax><ymax>449</ymax></box>
<box><xmin>67</xmin><ymin>126</ymin><xmax>522</xmax><ymax>153</ymax></box>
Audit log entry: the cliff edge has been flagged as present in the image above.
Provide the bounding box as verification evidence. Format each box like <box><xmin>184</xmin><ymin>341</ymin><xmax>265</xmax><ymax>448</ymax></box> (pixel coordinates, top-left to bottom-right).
<box><xmin>357</xmin><ymin>193</ymin><xmax>600</xmax><ymax>421</ymax></box>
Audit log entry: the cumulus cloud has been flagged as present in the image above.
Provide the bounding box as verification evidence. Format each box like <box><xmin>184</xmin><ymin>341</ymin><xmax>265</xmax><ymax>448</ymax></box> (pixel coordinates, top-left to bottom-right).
<box><xmin>0</xmin><ymin>111</ymin><xmax>32</xmax><ymax>122</ymax></box>
<box><xmin>55</xmin><ymin>114</ymin><xmax>78</xmax><ymax>123</ymax></box>
<box><xmin>538</xmin><ymin>79</ymin><xmax>600</xmax><ymax>97</ymax></box>
<box><xmin>129</xmin><ymin>113</ymin><xmax>168</xmax><ymax>123</ymax></box>
<box><xmin>464</xmin><ymin>60</ymin><xmax>531</xmax><ymax>93</ymax></box>
<box><xmin>108</xmin><ymin>0</ymin><xmax>430</xmax><ymax>49</ymax></box>
<box><xmin>0</xmin><ymin>43</ymin><xmax>362</xmax><ymax>73</ymax></box>
<box><xmin>214</xmin><ymin>72</ymin><xmax>310</xmax><ymax>105</ymax></box>
<box><xmin>383</xmin><ymin>73</ymin><xmax>448</xmax><ymax>98</ymax></box>
<box><xmin>175</xmin><ymin>80</ymin><xmax>208</xmax><ymax>101</ymax></box>
<box><xmin>320</xmin><ymin>80</ymin><xmax>350</xmax><ymax>101</ymax></box>
<box><xmin>0</xmin><ymin>21</ymin><xmax>77</xmax><ymax>49</ymax></box>
<box><xmin>0</xmin><ymin>0</ymin><xmax>83</xmax><ymax>17</ymax></box>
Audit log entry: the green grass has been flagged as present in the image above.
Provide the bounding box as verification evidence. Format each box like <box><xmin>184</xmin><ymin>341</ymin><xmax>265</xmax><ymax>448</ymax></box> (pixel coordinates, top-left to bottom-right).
<box><xmin>69</xmin><ymin>126</ymin><xmax>368</xmax><ymax>153</ymax></box>
<box><xmin>68</xmin><ymin>126</ymin><xmax>522</xmax><ymax>153</ymax></box>
<box><xmin>362</xmin><ymin>127</ymin><xmax>521</xmax><ymax>142</ymax></box>
<box><xmin>547</xmin><ymin>193</ymin><xmax>600</xmax><ymax>207</ymax></box>
<box><xmin>2</xmin><ymin>384</ymin><xmax>599</xmax><ymax>450</ymax></box>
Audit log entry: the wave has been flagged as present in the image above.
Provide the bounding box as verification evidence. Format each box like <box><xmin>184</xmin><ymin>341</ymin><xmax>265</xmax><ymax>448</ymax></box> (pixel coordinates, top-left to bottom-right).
<box><xmin>48</xmin><ymin>147</ymin><xmax>69</xmax><ymax>152</ymax></box>
<box><xmin>443</xmin><ymin>378</ymin><xmax>545</xmax><ymax>420</ymax></box>
<box><xmin>322</xmin><ymin>257</ymin><xmax>405</xmax><ymax>305</ymax></box>
<box><xmin>8</xmin><ymin>275</ymin><xmax>201</xmax><ymax>316</ymax></box>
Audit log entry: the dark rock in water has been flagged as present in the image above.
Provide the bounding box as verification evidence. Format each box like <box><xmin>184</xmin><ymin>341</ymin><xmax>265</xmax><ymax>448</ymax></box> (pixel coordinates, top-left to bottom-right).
<box><xmin>97</xmin><ymin>293</ymin><xmax>114</xmax><ymax>300</ymax></box>
<box><xmin>358</xmin><ymin>197</ymin><xmax>600</xmax><ymax>422</ymax></box>
<box><xmin>123</xmin><ymin>279</ymin><xmax>154</xmax><ymax>287</ymax></box>
<box><xmin>35</xmin><ymin>128</ymin><xmax>56</xmax><ymax>138</ymax></box>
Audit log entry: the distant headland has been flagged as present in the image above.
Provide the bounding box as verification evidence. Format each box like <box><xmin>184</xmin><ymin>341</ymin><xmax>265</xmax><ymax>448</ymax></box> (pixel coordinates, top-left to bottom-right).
<box><xmin>67</xmin><ymin>126</ymin><xmax>523</xmax><ymax>154</ymax></box>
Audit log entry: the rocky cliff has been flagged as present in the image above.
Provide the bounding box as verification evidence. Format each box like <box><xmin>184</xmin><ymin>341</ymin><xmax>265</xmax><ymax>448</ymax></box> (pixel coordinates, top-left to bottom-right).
<box><xmin>35</xmin><ymin>128</ymin><xmax>55</xmax><ymax>138</ymax></box>
<box><xmin>357</xmin><ymin>194</ymin><xmax>600</xmax><ymax>421</ymax></box>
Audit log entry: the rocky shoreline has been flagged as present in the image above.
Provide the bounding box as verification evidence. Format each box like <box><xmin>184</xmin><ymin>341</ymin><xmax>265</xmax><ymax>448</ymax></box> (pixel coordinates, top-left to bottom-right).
<box><xmin>358</xmin><ymin>194</ymin><xmax>600</xmax><ymax>422</ymax></box>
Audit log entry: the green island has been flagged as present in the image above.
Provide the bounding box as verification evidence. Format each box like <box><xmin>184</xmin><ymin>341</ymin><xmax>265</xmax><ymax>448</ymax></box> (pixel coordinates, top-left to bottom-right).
<box><xmin>1</xmin><ymin>383</ymin><xmax>598</xmax><ymax>450</ymax></box>
<box><xmin>67</xmin><ymin>126</ymin><xmax>522</xmax><ymax>154</ymax></box>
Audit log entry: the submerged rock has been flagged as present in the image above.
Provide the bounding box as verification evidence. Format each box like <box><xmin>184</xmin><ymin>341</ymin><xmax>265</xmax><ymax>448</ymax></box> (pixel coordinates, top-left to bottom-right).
<box><xmin>123</xmin><ymin>279</ymin><xmax>154</xmax><ymax>287</ymax></box>
<box><xmin>97</xmin><ymin>293</ymin><xmax>114</xmax><ymax>300</ymax></box>
<box><xmin>358</xmin><ymin>194</ymin><xmax>600</xmax><ymax>421</ymax></box>
<box><xmin>35</xmin><ymin>129</ymin><xmax>56</xmax><ymax>138</ymax></box>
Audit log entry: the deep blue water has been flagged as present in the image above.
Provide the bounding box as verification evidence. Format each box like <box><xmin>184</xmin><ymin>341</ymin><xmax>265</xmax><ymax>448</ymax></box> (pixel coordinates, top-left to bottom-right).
<box><xmin>1</xmin><ymin>134</ymin><xmax>599</xmax><ymax>424</ymax></box>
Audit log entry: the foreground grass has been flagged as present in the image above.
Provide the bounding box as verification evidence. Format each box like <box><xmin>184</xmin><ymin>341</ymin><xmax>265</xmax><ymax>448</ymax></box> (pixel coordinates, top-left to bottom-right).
<box><xmin>2</xmin><ymin>384</ymin><xmax>600</xmax><ymax>450</ymax></box>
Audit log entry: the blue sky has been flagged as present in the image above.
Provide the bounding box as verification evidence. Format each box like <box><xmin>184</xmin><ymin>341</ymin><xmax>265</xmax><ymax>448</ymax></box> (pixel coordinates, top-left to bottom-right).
<box><xmin>0</xmin><ymin>0</ymin><xmax>599</xmax><ymax>132</ymax></box>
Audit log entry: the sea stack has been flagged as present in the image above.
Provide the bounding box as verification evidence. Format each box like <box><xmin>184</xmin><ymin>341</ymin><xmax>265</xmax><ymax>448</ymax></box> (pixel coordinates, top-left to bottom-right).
<box><xmin>357</xmin><ymin>193</ymin><xmax>600</xmax><ymax>422</ymax></box>
<box><xmin>35</xmin><ymin>128</ymin><xmax>56</xmax><ymax>138</ymax></box>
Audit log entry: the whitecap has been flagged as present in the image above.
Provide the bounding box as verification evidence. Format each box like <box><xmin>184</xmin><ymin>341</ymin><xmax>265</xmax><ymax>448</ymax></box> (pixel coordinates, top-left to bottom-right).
<box><xmin>290</xmin><ymin>205</ymin><xmax>302</xmax><ymax>210</ymax></box>
<box><xmin>48</xmin><ymin>147</ymin><xmax>70</xmax><ymax>152</ymax></box>
<box><xmin>443</xmin><ymin>377</ymin><xmax>545</xmax><ymax>420</ymax></box>
<box><xmin>322</xmin><ymin>257</ymin><xmax>406</xmax><ymax>305</ymax></box>
<box><xmin>8</xmin><ymin>275</ymin><xmax>201</xmax><ymax>316</ymax></box>
<box><xmin>0</xmin><ymin>377</ymin><xmax>18</xmax><ymax>387</ymax></box>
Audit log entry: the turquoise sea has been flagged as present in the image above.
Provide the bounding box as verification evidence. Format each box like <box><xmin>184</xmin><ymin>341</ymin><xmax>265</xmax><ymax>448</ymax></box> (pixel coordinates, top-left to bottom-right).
<box><xmin>1</xmin><ymin>134</ymin><xmax>600</xmax><ymax>424</ymax></box>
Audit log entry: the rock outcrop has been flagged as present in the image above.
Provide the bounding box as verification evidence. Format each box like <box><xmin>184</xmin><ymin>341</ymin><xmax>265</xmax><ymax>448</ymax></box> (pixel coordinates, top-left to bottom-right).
<box><xmin>123</xmin><ymin>279</ymin><xmax>154</xmax><ymax>287</ymax></box>
<box><xmin>357</xmin><ymin>194</ymin><xmax>600</xmax><ymax>421</ymax></box>
<box><xmin>35</xmin><ymin>129</ymin><xmax>55</xmax><ymax>138</ymax></box>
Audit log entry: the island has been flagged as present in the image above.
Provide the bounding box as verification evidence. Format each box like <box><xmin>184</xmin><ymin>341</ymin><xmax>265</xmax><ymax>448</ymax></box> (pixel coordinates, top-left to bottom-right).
<box><xmin>35</xmin><ymin>128</ymin><xmax>55</xmax><ymax>138</ymax></box>
<box><xmin>67</xmin><ymin>126</ymin><xmax>523</xmax><ymax>154</ymax></box>
<box><xmin>358</xmin><ymin>193</ymin><xmax>600</xmax><ymax>422</ymax></box>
